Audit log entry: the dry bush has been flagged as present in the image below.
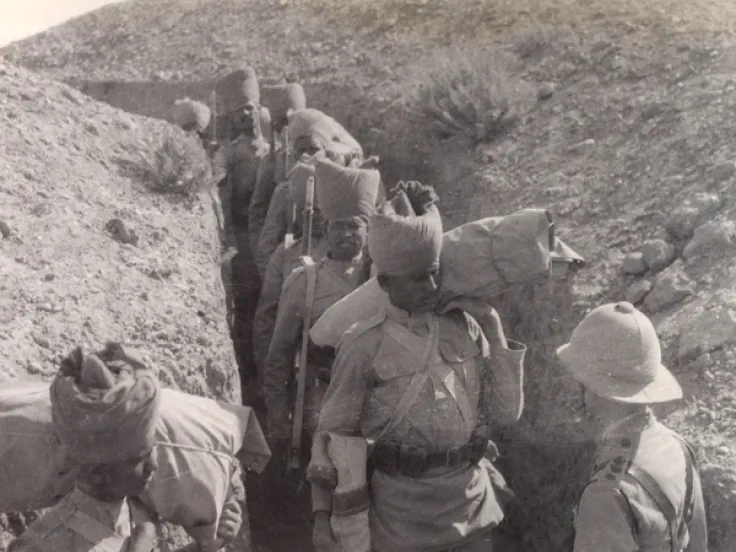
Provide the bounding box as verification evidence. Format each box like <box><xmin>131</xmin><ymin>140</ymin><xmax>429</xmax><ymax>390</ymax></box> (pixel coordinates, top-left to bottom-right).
<box><xmin>407</xmin><ymin>49</ymin><xmax>521</xmax><ymax>144</ymax></box>
<box><xmin>134</xmin><ymin>128</ymin><xmax>215</xmax><ymax>198</ymax></box>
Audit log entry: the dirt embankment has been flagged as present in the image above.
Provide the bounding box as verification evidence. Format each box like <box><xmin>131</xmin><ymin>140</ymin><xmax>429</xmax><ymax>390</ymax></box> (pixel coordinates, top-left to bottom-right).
<box><xmin>0</xmin><ymin>59</ymin><xmax>239</xmax><ymax>427</ymax></box>
<box><xmin>4</xmin><ymin>0</ymin><xmax>736</xmax><ymax>551</ymax></box>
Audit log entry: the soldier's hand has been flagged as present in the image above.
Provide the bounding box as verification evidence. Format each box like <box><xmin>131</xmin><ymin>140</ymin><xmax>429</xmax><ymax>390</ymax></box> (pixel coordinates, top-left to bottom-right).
<box><xmin>313</xmin><ymin>511</ymin><xmax>339</xmax><ymax>552</ymax></box>
<box><xmin>216</xmin><ymin>498</ymin><xmax>243</xmax><ymax>544</ymax></box>
<box><xmin>392</xmin><ymin>181</ymin><xmax>439</xmax><ymax>215</ymax></box>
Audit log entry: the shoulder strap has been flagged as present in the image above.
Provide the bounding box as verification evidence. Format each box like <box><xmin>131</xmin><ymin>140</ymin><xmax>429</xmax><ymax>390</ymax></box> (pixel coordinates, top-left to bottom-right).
<box><xmin>374</xmin><ymin>318</ymin><xmax>439</xmax><ymax>442</ymax></box>
<box><xmin>65</xmin><ymin>509</ymin><xmax>129</xmax><ymax>552</ymax></box>
<box><xmin>625</xmin><ymin>436</ymin><xmax>697</xmax><ymax>552</ymax></box>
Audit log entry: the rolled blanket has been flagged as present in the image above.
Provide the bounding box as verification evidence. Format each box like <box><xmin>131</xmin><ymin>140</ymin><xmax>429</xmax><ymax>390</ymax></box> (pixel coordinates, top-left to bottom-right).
<box><xmin>314</xmin><ymin>156</ymin><xmax>381</xmax><ymax>221</ymax></box>
<box><xmin>51</xmin><ymin>343</ymin><xmax>162</xmax><ymax>464</ymax></box>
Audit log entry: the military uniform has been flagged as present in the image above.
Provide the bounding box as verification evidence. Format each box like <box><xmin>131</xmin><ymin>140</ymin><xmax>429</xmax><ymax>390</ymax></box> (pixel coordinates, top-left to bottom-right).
<box><xmin>8</xmin><ymin>488</ymin><xmax>139</xmax><ymax>552</ymax></box>
<box><xmin>311</xmin><ymin>303</ymin><xmax>521</xmax><ymax>552</ymax></box>
<box><xmin>252</xmin><ymin>235</ymin><xmax>329</xmax><ymax>376</ymax></box>
<box><xmin>557</xmin><ymin>302</ymin><xmax>708</xmax><ymax>552</ymax></box>
<box><xmin>573</xmin><ymin>409</ymin><xmax>707</xmax><ymax>552</ymax></box>
<box><xmin>256</xmin><ymin>180</ymin><xmax>293</xmax><ymax>279</ymax></box>
<box><xmin>263</xmin><ymin>252</ymin><xmax>373</xmax><ymax>440</ymax></box>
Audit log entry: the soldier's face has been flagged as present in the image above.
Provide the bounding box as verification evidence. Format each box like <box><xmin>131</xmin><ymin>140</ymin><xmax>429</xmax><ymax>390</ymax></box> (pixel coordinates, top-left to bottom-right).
<box><xmin>381</xmin><ymin>269</ymin><xmax>440</xmax><ymax>313</ymax></box>
<box><xmin>99</xmin><ymin>447</ymin><xmax>158</xmax><ymax>499</ymax></box>
<box><xmin>326</xmin><ymin>217</ymin><xmax>367</xmax><ymax>260</ymax></box>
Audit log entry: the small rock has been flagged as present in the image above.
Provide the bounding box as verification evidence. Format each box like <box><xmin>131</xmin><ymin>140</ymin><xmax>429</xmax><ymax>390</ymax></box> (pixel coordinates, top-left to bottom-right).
<box><xmin>625</xmin><ymin>279</ymin><xmax>653</xmax><ymax>304</ymax></box>
<box><xmin>44</xmin><ymin>273</ymin><xmax>55</xmax><ymax>281</ymax></box>
<box><xmin>640</xmin><ymin>239</ymin><xmax>676</xmax><ymax>272</ymax></box>
<box><xmin>682</xmin><ymin>220</ymin><xmax>736</xmax><ymax>261</ymax></box>
<box><xmin>537</xmin><ymin>82</ymin><xmax>556</xmax><ymax>101</ymax></box>
<box><xmin>664</xmin><ymin>192</ymin><xmax>722</xmax><ymax>240</ymax></box>
<box><xmin>643</xmin><ymin>261</ymin><xmax>694</xmax><ymax>312</ymax></box>
<box><xmin>31</xmin><ymin>332</ymin><xmax>50</xmax><ymax>348</ymax></box>
<box><xmin>0</xmin><ymin>221</ymin><xmax>10</xmax><ymax>238</ymax></box>
<box><xmin>105</xmin><ymin>218</ymin><xmax>139</xmax><ymax>246</ymax></box>
<box><xmin>703</xmin><ymin>370</ymin><xmax>716</xmax><ymax>383</ymax></box>
<box><xmin>622</xmin><ymin>252</ymin><xmax>647</xmax><ymax>275</ymax></box>
<box><xmin>690</xmin><ymin>353</ymin><xmax>712</xmax><ymax>373</ymax></box>
<box><xmin>717</xmin><ymin>446</ymin><xmax>730</xmax><ymax>456</ymax></box>
<box><xmin>678</xmin><ymin>307</ymin><xmax>736</xmax><ymax>360</ymax></box>
<box><xmin>26</xmin><ymin>361</ymin><xmax>44</xmax><ymax>375</ymax></box>
<box><xmin>38</xmin><ymin>303</ymin><xmax>55</xmax><ymax>313</ymax></box>
<box><xmin>569</xmin><ymin>138</ymin><xmax>595</xmax><ymax>152</ymax></box>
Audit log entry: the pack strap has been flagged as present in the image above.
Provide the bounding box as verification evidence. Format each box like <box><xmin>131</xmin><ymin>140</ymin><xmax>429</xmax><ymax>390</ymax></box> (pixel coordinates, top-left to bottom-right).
<box><xmin>626</xmin><ymin>436</ymin><xmax>697</xmax><ymax>552</ymax></box>
<box><xmin>374</xmin><ymin>318</ymin><xmax>439</xmax><ymax>443</ymax></box>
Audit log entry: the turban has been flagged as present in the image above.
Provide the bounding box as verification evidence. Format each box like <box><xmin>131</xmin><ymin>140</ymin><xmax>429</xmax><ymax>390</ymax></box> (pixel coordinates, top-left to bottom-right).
<box><xmin>51</xmin><ymin>343</ymin><xmax>162</xmax><ymax>465</ymax></box>
<box><xmin>265</xmin><ymin>82</ymin><xmax>307</xmax><ymax>127</ymax></box>
<box><xmin>287</xmin><ymin>108</ymin><xmax>363</xmax><ymax>158</ymax></box>
<box><xmin>368</xmin><ymin>190</ymin><xmax>444</xmax><ymax>277</ymax></box>
<box><xmin>314</xmin><ymin>156</ymin><xmax>380</xmax><ymax>221</ymax></box>
<box><xmin>287</xmin><ymin>162</ymin><xmax>319</xmax><ymax>210</ymax></box>
<box><xmin>173</xmin><ymin>98</ymin><xmax>211</xmax><ymax>133</ymax></box>
<box><xmin>216</xmin><ymin>66</ymin><xmax>260</xmax><ymax>114</ymax></box>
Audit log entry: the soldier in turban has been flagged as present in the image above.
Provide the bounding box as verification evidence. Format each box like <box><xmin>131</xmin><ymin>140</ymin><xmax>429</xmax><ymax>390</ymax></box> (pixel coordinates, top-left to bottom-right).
<box><xmin>255</xmin><ymin>107</ymin><xmax>375</xmax><ymax>280</ymax></box>
<box><xmin>309</xmin><ymin>182</ymin><xmax>527</xmax><ymax>552</ymax></box>
<box><xmin>252</xmin><ymin>161</ymin><xmax>330</xmax><ymax>380</ymax></box>
<box><xmin>255</xmin><ymin>156</ymin><xmax>380</xmax><ymax>548</ymax></box>
<box><xmin>214</xmin><ymin>66</ymin><xmax>270</xmax><ymax>389</ymax></box>
<box><xmin>9</xmin><ymin>343</ymin><xmax>162</xmax><ymax>552</ymax></box>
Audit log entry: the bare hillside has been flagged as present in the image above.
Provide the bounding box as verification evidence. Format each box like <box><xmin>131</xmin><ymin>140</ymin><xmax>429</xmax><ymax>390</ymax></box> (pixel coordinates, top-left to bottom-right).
<box><xmin>3</xmin><ymin>0</ymin><xmax>736</xmax><ymax>551</ymax></box>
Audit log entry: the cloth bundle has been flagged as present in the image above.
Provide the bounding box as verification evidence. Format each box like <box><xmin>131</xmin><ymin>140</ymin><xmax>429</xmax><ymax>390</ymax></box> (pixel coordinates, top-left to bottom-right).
<box><xmin>0</xmin><ymin>379</ymin><xmax>270</xmax><ymax>542</ymax></box>
<box><xmin>310</xmin><ymin>208</ymin><xmax>585</xmax><ymax>348</ymax></box>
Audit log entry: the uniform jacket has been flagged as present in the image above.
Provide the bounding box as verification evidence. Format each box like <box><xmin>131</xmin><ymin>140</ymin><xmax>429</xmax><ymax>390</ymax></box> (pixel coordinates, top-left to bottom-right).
<box><xmin>9</xmin><ymin>487</ymin><xmax>136</xmax><ymax>552</ymax></box>
<box><xmin>262</xmin><ymin>253</ymin><xmax>372</xmax><ymax>440</ymax></box>
<box><xmin>252</xmin><ymin>236</ymin><xmax>329</xmax><ymax>375</ymax></box>
<box><xmin>249</xmin><ymin>144</ymin><xmax>287</xmax><ymax>262</ymax></box>
<box><xmin>311</xmin><ymin>304</ymin><xmax>524</xmax><ymax>552</ymax></box>
<box><xmin>573</xmin><ymin>409</ymin><xmax>708</xmax><ymax>552</ymax></box>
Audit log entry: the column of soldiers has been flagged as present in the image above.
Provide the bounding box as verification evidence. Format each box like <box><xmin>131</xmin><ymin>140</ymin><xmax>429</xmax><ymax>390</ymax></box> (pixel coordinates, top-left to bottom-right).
<box><xmin>174</xmin><ymin>65</ymin><xmax>708</xmax><ymax>552</ymax></box>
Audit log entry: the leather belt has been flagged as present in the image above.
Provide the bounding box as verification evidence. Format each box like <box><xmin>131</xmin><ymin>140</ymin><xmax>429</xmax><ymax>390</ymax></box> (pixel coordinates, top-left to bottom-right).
<box><xmin>372</xmin><ymin>436</ymin><xmax>488</xmax><ymax>478</ymax></box>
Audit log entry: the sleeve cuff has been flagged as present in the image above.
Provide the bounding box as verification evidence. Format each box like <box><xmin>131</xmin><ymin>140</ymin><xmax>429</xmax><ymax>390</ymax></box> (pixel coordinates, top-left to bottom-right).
<box><xmin>312</xmin><ymin>484</ymin><xmax>333</xmax><ymax>514</ymax></box>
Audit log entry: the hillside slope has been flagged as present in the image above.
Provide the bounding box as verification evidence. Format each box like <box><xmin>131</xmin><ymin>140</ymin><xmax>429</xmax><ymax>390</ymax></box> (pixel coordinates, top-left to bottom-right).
<box><xmin>3</xmin><ymin>1</ymin><xmax>736</xmax><ymax>551</ymax></box>
<box><xmin>0</xmin><ymin>60</ymin><xmax>238</xmax><ymax>414</ymax></box>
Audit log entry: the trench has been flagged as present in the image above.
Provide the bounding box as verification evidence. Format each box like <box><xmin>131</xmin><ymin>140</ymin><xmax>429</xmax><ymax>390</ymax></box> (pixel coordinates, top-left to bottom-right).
<box><xmin>68</xmin><ymin>78</ymin><xmax>594</xmax><ymax>552</ymax></box>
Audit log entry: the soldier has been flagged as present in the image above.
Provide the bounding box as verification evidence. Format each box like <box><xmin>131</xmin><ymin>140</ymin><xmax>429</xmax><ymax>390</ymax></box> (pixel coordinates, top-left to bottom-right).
<box><xmin>262</xmin><ymin>155</ymin><xmax>380</xmax><ymax>455</ymax></box>
<box><xmin>250</xmin><ymin>82</ymin><xmax>308</xmax><ymax>279</ymax></box>
<box><xmin>252</xmin><ymin>162</ymin><xmax>330</xmax><ymax>379</ymax></box>
<box><xmin>308</xmin><ymin>181</ymin><xmax>527</xmax><ymax>552</ymax></box>
<box><xmin>557</xmin><ymin>302</ymin><xmax>708</xmax><ymax>552</ymax></box>
<box><xmin>8</xmin><ymin>344</ymin><xmax>162</xmax><ymax>552</ymax></box>
<box><xmin>214</xmin><ymin>66</ymin><xmax>270</xmax><ymax>389</ymax></box>
<box><xmin>256</xmin><ymin>107</ymin><xmax>366</xmax><ymax>278</ymax></box>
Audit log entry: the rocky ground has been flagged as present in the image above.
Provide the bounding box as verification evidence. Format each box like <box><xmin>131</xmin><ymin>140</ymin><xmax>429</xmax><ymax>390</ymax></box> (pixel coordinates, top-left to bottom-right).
<box><xmin>0</xmin><ymin>58</ymin><xmax>242</xmax><ymax>546</ymax></box>
<box><xmin>2</xmin><ymin>0</ymin><xmax>736</xmax><ymax>551</ymax></box>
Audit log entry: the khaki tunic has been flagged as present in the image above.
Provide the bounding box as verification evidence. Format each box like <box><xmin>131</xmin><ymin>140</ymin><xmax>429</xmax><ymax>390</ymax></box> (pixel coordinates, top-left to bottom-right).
<box><xmin>9</xmin><ymin>487</ymin><xmax>134</xmax><ymax>552</ymax></box>
<box><xmin>249</xmin><ymin>145</ymin><xmax>287</xmax><ymax>261</ymax></box>
<box><xmin>312</xmin><ymin>305</ymin><xmax>521</xmax><ymax>552</ymax></box>
<box><xmin>262</xmin><ymin>254</ymin><xmax>371</xmax><ymax>440</ymax></box>
<box><xmin>573</xmin><ymin>410</ymin><xmax>708</xmax><ymax>552</ymax></box>
<box><xmin>252</xmin><ymin>236</ymin><xmax>329</xmax><ymax>375</ymax></box>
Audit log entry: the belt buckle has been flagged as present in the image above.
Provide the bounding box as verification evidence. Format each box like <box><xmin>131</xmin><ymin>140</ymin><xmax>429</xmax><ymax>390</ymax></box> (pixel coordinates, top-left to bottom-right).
<box><xmin>399</xmin><ymin>444</ymin><xmax>427</xmax><ymax>477</ymax></box>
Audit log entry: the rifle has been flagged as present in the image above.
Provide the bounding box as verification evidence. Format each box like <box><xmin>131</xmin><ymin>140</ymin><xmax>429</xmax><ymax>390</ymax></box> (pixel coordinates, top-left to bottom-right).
<box><xmin>288</xmin><ymin>175</ymin><xmax>315</xmax><ymax>473</ymax></box>
<box><xmin>282</xmin><ymin>126</ymin><xmax>296</xmax><ymax>249</ymax></box>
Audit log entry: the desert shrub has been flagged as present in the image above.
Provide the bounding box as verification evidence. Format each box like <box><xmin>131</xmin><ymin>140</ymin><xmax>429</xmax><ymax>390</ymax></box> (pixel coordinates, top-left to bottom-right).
<box><xmin>135</xmin><ymin>128</ymin><xmax>215</xmax><ymax>198</ymax></box>
<box><xmin>407</xmin><ymin>49</ymin><xmax>520</xmax><ymax>144</ymax></box>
